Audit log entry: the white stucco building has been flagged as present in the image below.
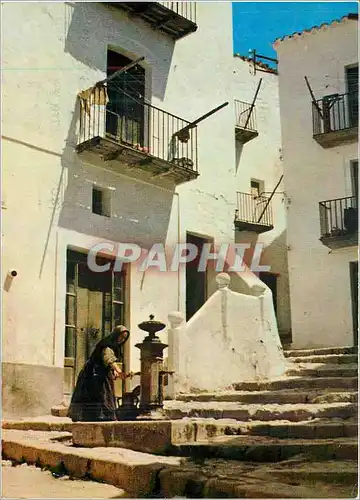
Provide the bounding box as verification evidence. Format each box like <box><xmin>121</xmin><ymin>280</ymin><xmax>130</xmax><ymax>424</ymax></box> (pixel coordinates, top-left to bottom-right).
<box><xmin>232</xmin><ymin>55</ymin><xmax>291</xmax><ymax>343</ymax></box>
<box><xmin>2</xmin><ymin>2</ymin><xmax>288</xmax><ymax>416</ymax></box>
<box><xmin>274</xmin><ymin>14</ymin><xmax>358</xmax><ymax>350</ymax></box>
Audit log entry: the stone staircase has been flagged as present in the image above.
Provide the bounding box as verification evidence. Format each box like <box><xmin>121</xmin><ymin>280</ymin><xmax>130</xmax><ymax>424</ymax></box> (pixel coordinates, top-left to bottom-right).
<box><xmin>4</xmin><ymin>346</ymin><xmax>358</xmax><ymax>498</ymax></box>
<box><xmin>162</xmin><ymin>346</ymin><xmax>358</xmax><ymax>445</ymax></box>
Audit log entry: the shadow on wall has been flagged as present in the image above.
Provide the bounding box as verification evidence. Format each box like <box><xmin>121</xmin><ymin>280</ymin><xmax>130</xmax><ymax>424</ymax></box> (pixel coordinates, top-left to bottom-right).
<box><xmin>37</xmin><ymin>97</ymin><xmax>175</xmax><ymax>277</ymax></box>
<box><xmin>261</xmin><ymin>229</ymin><xmax>292</xmax><ymax>342</ymax></box>
<box><xmin>232</xmin><ymin>228</ymin><xmax>292</xmax><ymax>343</ymax></box>
<box><xmin>64</xmin><ymin>2</ymin><xmax>174</xmax><ymax>100</ymax></box>
<box><xmin>61</xmin><ymin>100</ymin><xmax>174</xmax><ymax>247</ymax></box>
<box><xmin>235</xmin><ymin>141</ymin><xmax>244</xmax><ymax>175</ymax></box>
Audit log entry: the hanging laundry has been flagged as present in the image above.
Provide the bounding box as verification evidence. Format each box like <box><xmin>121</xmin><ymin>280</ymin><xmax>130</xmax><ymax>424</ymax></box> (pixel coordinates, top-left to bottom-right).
<box><xmin>78</xmin><ymin>84</ymin><xmax>109</xmax><ymax>115</ymax></box>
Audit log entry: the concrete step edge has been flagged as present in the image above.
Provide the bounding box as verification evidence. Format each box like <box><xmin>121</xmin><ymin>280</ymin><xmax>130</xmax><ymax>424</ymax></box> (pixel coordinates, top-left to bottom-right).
<box><xmin>1</xmin><ymin>430</ymin><xmax>181</xmax><ymax>497</ymax></box>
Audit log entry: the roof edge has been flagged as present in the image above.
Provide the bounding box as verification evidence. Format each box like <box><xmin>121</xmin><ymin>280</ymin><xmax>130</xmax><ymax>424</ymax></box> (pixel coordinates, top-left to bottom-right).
<box><xmin>233</xmin><ymin>53</ymin><xmax>278</xmax><ymax>75</ymax></box>
<box><xmin>273</xmin><ymin>12</ymin><xmax>358</xmax><ymax>45</ymax></box>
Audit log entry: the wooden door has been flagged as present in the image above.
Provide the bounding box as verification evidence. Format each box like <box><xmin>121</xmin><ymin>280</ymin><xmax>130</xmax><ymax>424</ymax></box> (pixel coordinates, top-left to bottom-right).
<box><xmin>64</xmin><ymin>251</ymin><xmax>126</xmax><ymax>396</ymax></box>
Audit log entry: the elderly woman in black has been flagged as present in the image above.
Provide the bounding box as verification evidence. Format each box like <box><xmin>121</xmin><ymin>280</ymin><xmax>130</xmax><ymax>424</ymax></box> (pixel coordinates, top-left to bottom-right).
<box><xmin>68</xmin><ymin>325</ymin><xmax>130</xmax><ymax>422</ymax></box>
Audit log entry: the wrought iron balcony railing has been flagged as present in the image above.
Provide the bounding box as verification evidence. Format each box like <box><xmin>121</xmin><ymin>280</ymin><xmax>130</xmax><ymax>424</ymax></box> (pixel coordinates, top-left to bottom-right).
<box><xmin>106</xmin><ymin>2</ymin><xmax>197</xmax><ymax>40</ymax></box>
<box><xmin>235</xmin><ymin>192</ymin><xmax>273</xmax><ymax>233</ymax></box>
<box><xmin>319</xmin><ymin>196</ymin><xmax>358</xmax><ymax>243</ymax></box>
<box><xmin>158</xmin><ymin>2</ymin><xmax>197</xmax><ymax>23</ymax></box>
<box><xmin>312</xmin><ymin>92</ymin><xmax>358</xmax><ymax>147</ymax></box>
<box><xmin>77</xmin><ymin>85</ymin><xmax>198</xmax><ymax>179</ymax></box>
<box><xmin>235</xmin><ymin>100</ymin><xmax>257</xmax><ymax>131</ymax></box>
<box><xmin>234</xmin><ymin>100</ymin><xmax>258</xmax><ymax>143</ymax></box>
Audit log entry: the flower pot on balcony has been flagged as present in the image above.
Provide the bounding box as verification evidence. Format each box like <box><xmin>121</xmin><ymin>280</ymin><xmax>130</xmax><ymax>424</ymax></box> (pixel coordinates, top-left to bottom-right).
<box><xmin>344</xmin><ymin>207</ymin><xmax>358</xmax><ymax>234</ymax></box>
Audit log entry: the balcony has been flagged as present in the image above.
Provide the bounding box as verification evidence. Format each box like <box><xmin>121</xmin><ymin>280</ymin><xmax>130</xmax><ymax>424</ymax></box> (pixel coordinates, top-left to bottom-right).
<box><xmin>106</xmin><ymin>2</ymin><xmax>197</xmax><ymax>40</ymax></box>
<box><xmin>234</xmin><ymin>100</ymin><xmax>259</xmax><ymax>144</ymax></box>
<box><xmin>319</xmin><ymin>196</ymin><xmax>358</xmax><ymax>249</ymax></box>
<box><xmin>235</xmin><ymin>192</ymin><xmax>274</xmax><ymax>234</ymax></box>
<box><xmin>312</xmin><ymin>92</ymin><xmax>358</xmax><ymax>148</ymax></box>
<box><xmin>76</xmin><ymin>85</ymin><xmax>198</xmax><ymax>186</ymax></box>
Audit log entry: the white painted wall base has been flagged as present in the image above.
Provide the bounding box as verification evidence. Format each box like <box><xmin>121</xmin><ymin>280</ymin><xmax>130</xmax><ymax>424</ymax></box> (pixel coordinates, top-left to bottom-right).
<box><xmin>167</xmin><ymin>272</ymin><xmax>288</xmax><ymax>396</ymax></box>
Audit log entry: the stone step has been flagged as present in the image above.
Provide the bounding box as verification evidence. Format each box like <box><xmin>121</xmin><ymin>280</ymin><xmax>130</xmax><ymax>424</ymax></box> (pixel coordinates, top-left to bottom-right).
<box><xmin>286</xmin><ymin>364</ymin><xmax>358</xmax><ymax>378</ymax></box>
<box><xmin>4</xmin><ymin>417</ymin><xmax>358</xmax><ymax>446</ymax></box>
<box><xmin>3</xmin><ymin>430</ymin><xmax>356</xmax><ymax>499</ymax></box>
<box><xmin>176</xmin><ymin>389</ymin><xmax>357</xmax><ymax>405</ymax></box>
<box><xmin>163</xmin><ymin>401</ymin><xmax>357</xmax><ymax>422</ymax></box>
<box><xmin>176</xmin><ymin>418</ymin><xmax>358</xmax><ymax>442</ymax></box>
<box><xmin>247</xmin><ymin>420</ymin><xmax>358</xmax><ymax>440</ymax></box>
<box><xmin>159</xmin><ymin>459</ymin><xmax>358</xmax><ymax>498</ymax></box>
<box><xmin>2</xmin><ymin>429</ymin><xmax>181</xmax><ymax>497</ymax></box>
<box><xmin>172</xmin><ymin>436</ymin><xmax>358</xmax><ymax>462</ymax></box>
<box><xmin>232</xmin><ymin>376</ymin><xmax>358</xmax><ymax>392</ymax></box>
<box><xmin>285</xmin><ymin>346</ymin><xmax>357</xmax><ymax>358</ymax></box>
<box><xmin>292</xmin><ymin>354</ymin><xmax>358</xmax><ymax>365</ymax></box>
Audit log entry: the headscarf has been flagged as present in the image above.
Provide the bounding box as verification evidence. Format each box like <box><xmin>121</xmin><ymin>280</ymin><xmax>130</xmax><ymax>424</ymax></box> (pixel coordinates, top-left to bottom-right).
<box><xmin>90</xmin><ymin>325</ymin><xmax>130</xmax><ymax>363</ymax></box>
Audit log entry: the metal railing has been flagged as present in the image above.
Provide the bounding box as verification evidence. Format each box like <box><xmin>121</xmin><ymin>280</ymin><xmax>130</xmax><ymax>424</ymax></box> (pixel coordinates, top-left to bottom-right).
<box><xmin>319</xmin><ymin>196</ymin><xmax>358</xmax><ymax>238</ymax></box>
<box><xmin>159</xmin><ymin>2</ymin><xmax>197</xmax><ymax>23</ymax></box>
<box><xmin>78</xmin><ymin>85</ymin><xmax>198</xmax><ymax>173</ymax></box>
<box><xmin>235</xmin><ymin>100</ymin><xmax>257</xmax><ymax>132</ymax></box>
<box><xmin>312</xmin><ymin>91</ymin><xmax>358</xmax><ymax>136</ymax></box>
<box><xmin>236</xmin><ymin>192</ymin><xmax>273</xmax><ymax>226</ymax></box>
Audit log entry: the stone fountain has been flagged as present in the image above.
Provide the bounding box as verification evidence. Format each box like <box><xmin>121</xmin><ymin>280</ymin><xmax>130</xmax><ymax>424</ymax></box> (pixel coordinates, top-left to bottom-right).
<box><xmin>116</xmin><ymin>315</ymin><xmax>172</xmax><ymax>420</ymax></box>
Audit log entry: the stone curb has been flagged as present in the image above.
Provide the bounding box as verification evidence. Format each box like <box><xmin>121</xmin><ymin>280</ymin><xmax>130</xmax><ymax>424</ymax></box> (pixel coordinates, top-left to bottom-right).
<box><xmin>1</xmin><ymin>430</ymin><xmax>181</xmax><ymax>497</ymax></box>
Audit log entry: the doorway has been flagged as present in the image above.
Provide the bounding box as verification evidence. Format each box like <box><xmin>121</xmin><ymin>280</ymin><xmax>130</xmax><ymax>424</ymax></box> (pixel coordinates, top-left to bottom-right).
<box><xmin>106</xmin><ymin>49</ymin><xmax>145</xmax><ymax>146</ymax></box>
<box><xmin>186</xmin><ymin>234</ymin><xmax>209</xmax><ymax>321</ymax></box>
<box><xmin>64</xmin><ymin>250</ymin><xmax>127</xmax><ymax>396</ymax></box>
<box><xmin>259</xmin><ymin>271</ymin><xmax>278</xmax><ymax>317</ymax></box>
<box><xmin>349</xmin><ymin>261</ymin><xmax>358</xmax><ymax>346</ymax></box>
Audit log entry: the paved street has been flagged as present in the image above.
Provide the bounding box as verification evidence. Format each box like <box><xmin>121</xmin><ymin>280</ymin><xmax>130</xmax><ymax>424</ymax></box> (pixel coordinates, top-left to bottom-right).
<box><xmin>2</xmin><ymin>461</ymin><xmax>127</xmax><ymax>499</ymax></box>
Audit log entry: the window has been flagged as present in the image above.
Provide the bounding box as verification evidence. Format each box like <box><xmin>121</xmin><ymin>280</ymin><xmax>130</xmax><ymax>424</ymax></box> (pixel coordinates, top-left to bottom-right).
<box><xmin>92</xmin><ymin>186</ymin><xmax>111</xmax><ymax>217</ymax></box>
<box><xmin>251</xmin><ymin>179</ymin><xmax>264</xmax><ymax>199</ymax></box>
<box><xmin>346</xmin><ymin>65</ymin><xmax>358</xmax><ymax>127</ymax></box>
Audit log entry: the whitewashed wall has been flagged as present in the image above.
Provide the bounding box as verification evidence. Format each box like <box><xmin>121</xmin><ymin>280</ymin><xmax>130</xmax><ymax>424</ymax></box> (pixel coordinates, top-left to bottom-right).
<box><xmin>167</xmin><ymin>272</ymin><xmax>289</xmax><ymax>395</ymax></box>
<box><xmin>274</xmin><ymin>18</ymin><xmax>358</xmax><ymax>349</ymax></box>
<box><xmin>2</xmin><ymin>2</ymin><xmax>240</xmax><ymax>414</ymax></box>
<box><xmin>232</xmin><ymin>57</ymin><xmax>291</xmax><ymax>339</ymax></box>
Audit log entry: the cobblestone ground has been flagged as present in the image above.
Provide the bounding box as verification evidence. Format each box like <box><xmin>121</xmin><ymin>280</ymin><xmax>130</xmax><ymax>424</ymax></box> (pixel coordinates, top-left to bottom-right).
<box><xmin>1</xmin><ymin>461</ymin><xmax>127</xmax><ymax>499</ymax></box>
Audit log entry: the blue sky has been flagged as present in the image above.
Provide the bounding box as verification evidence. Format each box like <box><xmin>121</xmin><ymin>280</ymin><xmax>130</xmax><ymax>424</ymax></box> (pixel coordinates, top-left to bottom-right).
<box><xmin>233</xmin><ymin>2</ymin><xmax>358</xmax><ymax>63</ymax></box>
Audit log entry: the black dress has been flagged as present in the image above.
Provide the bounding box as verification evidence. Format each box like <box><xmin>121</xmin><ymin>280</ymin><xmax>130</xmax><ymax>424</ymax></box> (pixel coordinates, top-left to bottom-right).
<box><xmin>67</xmin><ymin>330</ymin><xmax>128</xmax><ymax>422</ymax></box>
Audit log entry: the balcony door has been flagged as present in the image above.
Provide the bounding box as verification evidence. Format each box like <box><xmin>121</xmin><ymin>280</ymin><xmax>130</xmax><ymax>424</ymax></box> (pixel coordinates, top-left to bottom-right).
<box><xmin>346</xmin><ymin>65</ymin><xmax>358</xmax><ymax>128</ymax></box>
<box><xmin>106</xmin><ymin>50</ymin><xmax>145</xmax><ymax>147</ymax></box>
<box><xmin>64</xmin><ymin>250</ymin><xmax>127</xmax><ymax>397</ymax></box>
